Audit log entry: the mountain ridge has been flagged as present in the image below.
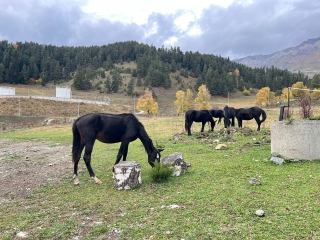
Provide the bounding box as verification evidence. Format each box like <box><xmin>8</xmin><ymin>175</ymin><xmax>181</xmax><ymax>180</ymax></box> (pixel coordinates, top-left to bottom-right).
<box><xmin>233</xmin><ymin>37</ymin><xmax>320</xmax><ymax>77</ymax></box>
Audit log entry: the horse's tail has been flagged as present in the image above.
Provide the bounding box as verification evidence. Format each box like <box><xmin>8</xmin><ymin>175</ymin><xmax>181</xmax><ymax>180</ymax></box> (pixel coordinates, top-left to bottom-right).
<box><xmin>260</xmin><ymin>109</ymin><xmax>267</xmax><ymax>123</ymax></box>
<box><xmin>72</xmin><ymin>120</ymin><xmax>81</xmax><ymax>163</ymax></box>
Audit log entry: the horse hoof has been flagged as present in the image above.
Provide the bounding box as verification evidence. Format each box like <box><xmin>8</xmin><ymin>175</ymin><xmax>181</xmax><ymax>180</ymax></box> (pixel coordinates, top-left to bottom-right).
<box><xmin>74</xmin><ymin>180</ymin><xmax>80</xmax><ymax>185</ymax></box>
<box><xmin>92</xmin><ymin>176</ymin><xmax>102</xmax><ymax>184</ymax></box>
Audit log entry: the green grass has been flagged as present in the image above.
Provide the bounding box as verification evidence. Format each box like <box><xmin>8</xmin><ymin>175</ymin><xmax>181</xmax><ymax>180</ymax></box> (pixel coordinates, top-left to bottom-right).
<box><xmin>0</xmin><ymin>118</ymin><xmax>320</xmax><ymax>239</ymax></box>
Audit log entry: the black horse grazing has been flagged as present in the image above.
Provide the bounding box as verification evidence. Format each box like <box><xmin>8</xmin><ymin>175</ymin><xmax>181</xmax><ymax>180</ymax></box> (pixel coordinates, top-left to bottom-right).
<box><xmin>223</xmin><ymin>106</ymin><xmax>236</xmax><ymax>128</ymax></box>
<box><xmin>72</xmin><ymin>113</ymin><xmax>163</xmax><ymax>185</ymax></box>
<box><xmin>185</xmin><ymin>110</ymin><xmax>216</xmax><ymax>136</ymax></box>
<box><xmin>209</xmin><ymin>109</ymin><xmax>224</xmax><ymax>124</ymax></box>
<box><xmin>235</xmin><ymin>106</ymin><xmax>267</xmax><ymax>131</ymax></box>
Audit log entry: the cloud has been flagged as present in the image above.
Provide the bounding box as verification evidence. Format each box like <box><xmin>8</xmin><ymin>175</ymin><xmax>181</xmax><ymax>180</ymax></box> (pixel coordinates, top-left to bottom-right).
<box><xmin>0</xmin><ymin>0</ymin><xmax>319</xmax><ymax>60</ymax></box>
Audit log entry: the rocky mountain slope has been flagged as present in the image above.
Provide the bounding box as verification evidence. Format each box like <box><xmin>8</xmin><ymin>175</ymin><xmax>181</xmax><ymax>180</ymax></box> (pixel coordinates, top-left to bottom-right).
<box><xmin>234</xmin><ymin>37</ymin><xmax>320</xmax><ymax>77</ymax></box>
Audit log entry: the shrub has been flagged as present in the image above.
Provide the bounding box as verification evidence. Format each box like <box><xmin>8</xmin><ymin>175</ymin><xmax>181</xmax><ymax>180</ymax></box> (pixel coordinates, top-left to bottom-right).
<box><xmin>242</xmin><ymin>89</ymin><xmax>250</xmax><ymax>96</ymax></box>
<box><xmin>150</xmin><ymin>162</ymin><xmax>173</xmax><ymax>183</ymax></box>
<box><xmin>298</xmin><ymin>95</ymin><xmax>313</xmax><ymax>119</ymax></box>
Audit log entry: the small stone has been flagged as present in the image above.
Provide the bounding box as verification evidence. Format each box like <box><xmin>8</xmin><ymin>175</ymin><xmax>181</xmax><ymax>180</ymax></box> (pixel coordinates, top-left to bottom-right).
<box><xmin>255</xmin><ymin>209</ymin><xmax>265</xmax><ymax>217</ymax></box>
<box><xmin>270</xmin><ymin>157</ymin><xmax>284</xmax><ymax>164</ymax></box>
<box><xmin>249</xmin><ymin>178</ymin><xmax>261</xmax><ymax>185</ymax></box>
<box><xmin>16</xmin><ymin>231</ymin><xmax>28</xmax><ymax>238</ymax></box>
<box><xmin>215</xmin><ymin>144</ymin><xmax>227</xmax><ymax>150</ymax></box>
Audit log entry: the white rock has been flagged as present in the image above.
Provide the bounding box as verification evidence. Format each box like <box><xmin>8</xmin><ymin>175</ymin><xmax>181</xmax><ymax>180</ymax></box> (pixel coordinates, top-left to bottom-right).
<box><xmin>255</xmin><ymin>209</ymin><xmax>265</xmax><ymax>217</ymax></box>
<box><xmin>270</xmin><ymin>157</ymin><xmax>284</xmax><ymax>164</ymax></box>
<box><xmin>249</xmin><ymin>178</ymin><xmax>261</xmax><ymax>185</ymax></box>
<box><xmin>215</xmin><ymin>144</ymin><xmax>227</xmax><ymax>150</ymax></box>
<box><xmin>16</xmin><ymin>232</ymin><xmax>28</xmax><ymax>238</ymax></box>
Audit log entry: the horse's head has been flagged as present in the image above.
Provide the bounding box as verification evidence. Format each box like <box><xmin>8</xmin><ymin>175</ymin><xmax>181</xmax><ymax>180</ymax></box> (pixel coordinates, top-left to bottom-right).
<box><xmin>148</xmin><ymin>148</ymin><xmax>164</xmax><ymax>167</ymax></box>
<box><xmin>223</xmin><ymin>115</ymin><xmax>231</xmax><ymax>128</ymax></box>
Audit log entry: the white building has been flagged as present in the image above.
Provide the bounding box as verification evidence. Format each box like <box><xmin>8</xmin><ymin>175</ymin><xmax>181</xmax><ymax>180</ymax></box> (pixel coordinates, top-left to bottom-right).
<box><xmin>0</xmin><ymin>87</ymin><xmax>15</xmax><ymax>96</ymax></box>
<box><xmin>56</xmin><ymin>87</ymin><xmax>71</xmax><ymax>98</ymax></box>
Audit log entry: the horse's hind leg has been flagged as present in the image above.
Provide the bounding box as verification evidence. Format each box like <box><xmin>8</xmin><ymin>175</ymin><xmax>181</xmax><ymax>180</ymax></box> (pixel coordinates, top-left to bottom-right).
<box><xmin>73</xmin><ymin>143</ymin><xmax>84</xmax><ymax>185</ymax></box>
<box><xmin>83</xmin><ymin>141</ymin><xmax>102</xmax><ymax>184</ymax></box>
<box><xmin>115</xmin><ymin>142</ymin><xmax>129</xmax><ymax>164</ymax></box>
<box><xmin>255</xmin><ymin>118</ymin><xmax>261</xmax><ymax>131</ymax></box>
<box><xmin>187</xmin><ymin>121</ymin><xmax>192</xmax><ymax>135</ymax></box>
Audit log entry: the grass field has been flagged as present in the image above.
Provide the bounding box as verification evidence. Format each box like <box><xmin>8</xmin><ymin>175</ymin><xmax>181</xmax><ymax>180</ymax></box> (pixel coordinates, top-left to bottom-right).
<box><xmin>0</xmin><ymin>114</ymin><xmax>320</xmax><ymax>239</ymax></box>
<box><xmin>1</xmin><ymin>70</ymin><xmax>320</xmax><ymax>239</ymax></box>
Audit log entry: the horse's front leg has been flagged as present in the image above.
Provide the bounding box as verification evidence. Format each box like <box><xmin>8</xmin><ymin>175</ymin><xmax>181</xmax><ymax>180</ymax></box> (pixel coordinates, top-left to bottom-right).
<box><xmin>201</xmin><ymin>122</ymin><xmax>205</xmax><ymax>132</ymax></box>
<box><xmin>83</xmin><ymin>141</ymin><xmax>102</xmax><ymax>185</ymax></box>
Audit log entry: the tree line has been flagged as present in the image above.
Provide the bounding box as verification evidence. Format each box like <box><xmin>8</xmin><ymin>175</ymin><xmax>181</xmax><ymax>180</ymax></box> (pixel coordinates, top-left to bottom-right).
<box><xmin>0</xmin><ymin>40</ymin><xmax>312</xmax><ymax>96</ymax></box>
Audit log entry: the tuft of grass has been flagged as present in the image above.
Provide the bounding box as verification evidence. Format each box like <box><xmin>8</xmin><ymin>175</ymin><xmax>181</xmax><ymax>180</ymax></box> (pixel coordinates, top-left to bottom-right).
<box><xmin>149</xmin><ymin>162</ymin><xmax>174</xmax><ymax>183</ymax></box>
<box><xmin>306</xmin><ymin>115</ymin><xmax>320</xmax><ymax>120</ymax></box>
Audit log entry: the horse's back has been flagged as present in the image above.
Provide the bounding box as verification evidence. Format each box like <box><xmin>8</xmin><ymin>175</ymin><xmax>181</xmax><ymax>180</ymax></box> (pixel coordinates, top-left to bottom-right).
<box><xmin>224</xmin><ymin>106</ymin><xmax>235</xmax><ymax>117</ymax></box>
<box><xmin>74</xmin><ymin>113</ymin><xmax>139</xmax><ymax>143</ymax></box>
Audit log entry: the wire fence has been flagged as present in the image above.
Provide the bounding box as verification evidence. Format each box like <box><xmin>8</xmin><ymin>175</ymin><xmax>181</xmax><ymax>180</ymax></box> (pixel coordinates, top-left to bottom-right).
<box><xmin>0</xmin><ymin>95</ymin><xmax>110</xmax><ymax>105</ymax></box>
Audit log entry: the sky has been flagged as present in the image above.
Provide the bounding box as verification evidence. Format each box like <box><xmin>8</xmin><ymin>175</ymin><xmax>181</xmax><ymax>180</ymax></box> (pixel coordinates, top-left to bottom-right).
<box><xmin>0</xmin><ymin>0</ymin><xmax>319</xmax><ymax>60</ymax></box>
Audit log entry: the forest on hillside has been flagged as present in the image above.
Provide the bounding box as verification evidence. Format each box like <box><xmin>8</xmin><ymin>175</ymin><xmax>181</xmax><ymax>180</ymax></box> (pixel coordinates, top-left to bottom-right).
<box><xmin>0</xmin><ymin>40</ymin><xmax>312</xmax><ymax>97</ymax></box>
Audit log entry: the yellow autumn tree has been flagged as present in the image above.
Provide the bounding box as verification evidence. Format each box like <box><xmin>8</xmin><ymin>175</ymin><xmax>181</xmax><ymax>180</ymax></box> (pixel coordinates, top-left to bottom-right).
<box><xmin>136</xmin><ymin>88</ymin><xmax>158</xmax><ymax>115</ymax></box>
<box><xmin>281</xmin><ymin>87</ymin><xmax>294</xmax><ymax>102</ymax></box>
<box><xmin>291</xmin><ymin>82</ymin><xmax>308</xmax><ymax>98</ymax></box>
<box><xmin>174</xmin><ymin>90</ymin><xmax>185</xmax><ymax>115</ymax></box>
<box><xmin>184</xmin><ymin>89</ymin><xmax>194</xmax><ymax>111</ymax></box>
<box><xmin>174</xmin><ymin>89</ymin><xmax>194</xmax><ymax>115</ymax></box>
<box><xmin>194</xmin><ymin>84</ymin><xmax>211</xmax><ymax>110</ymax></box>
<box><xmin>310</xmin><ymin>89</ymin><xmax>320</xmax><ymax>99</ymax></box>
<box><xmin>254</xmin><ymin>87</ymin><xmax>269</xmax><ymax>106</ymax></box>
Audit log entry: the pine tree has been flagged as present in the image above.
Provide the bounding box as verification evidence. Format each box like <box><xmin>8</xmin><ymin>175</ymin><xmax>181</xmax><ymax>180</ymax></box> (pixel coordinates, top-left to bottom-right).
<box><xmin>127</xmin><ymin>77</ymin><xmax>134</xmax><ymax>96</ymax></box>
<box><xmin>105</xmin><ymin>75</ymin><xmax>111</xmax><ymax>93</ymax></box>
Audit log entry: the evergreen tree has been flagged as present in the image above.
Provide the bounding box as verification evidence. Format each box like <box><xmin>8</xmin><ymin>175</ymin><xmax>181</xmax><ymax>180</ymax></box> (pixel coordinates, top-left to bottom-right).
<box><xmin>111</xmin><ymin>71</ymin><xmax>122</xmax><ymax>92</ymax></box>
<box><xmin>127</xmin><ymin>77</ymin><xmax>135</xmax><ymax>96</ymax></box>
<box><xmin>21</xmin><ymin>64</ymin><xmax>30</xmax><ymax>84</ymax></box>
<box><xmin>0</xmin><ymin>63</ymin><xmax>4</xmax><ymax>83</ymax></box>
<box><xmin>310</xmin><ymin>74</ymin><xmax>320</xmax><ymax>89</ymax></box>
<box><xmin>73</xmin><ymin>69</ymin><xmax>92</xmax><ymax>90</ymax></box>
<box><xmin>136</xmin><ymin>75</ymin><xmax>142</xmax><ymax>86</ymax></box>
<box><xmin>105</xmin><ymin>75</ymin><xmax>111</xmax><ymax>93</ymax></box>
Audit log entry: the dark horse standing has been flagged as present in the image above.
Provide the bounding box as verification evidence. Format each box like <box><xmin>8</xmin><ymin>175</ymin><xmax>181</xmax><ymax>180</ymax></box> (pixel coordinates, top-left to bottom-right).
<box><xmin>72</xmin><ymin>113</ymin><xmax>163</xmax><ymax>185</ymax></box>
<box><xmin>185</xmin><ymin>110</ymin><xmax>216</xmax><ymax>136</ymax></box>
<box><xmin>223</xmin><ymin>106</ymin><xmax>236</xmax><ymax>128</ymax></box>
<box><xmin>235</xmin><ymin>106</ymin><xmax>267</xmax><ymax>131</ymax></box>
<box><xmin>208</xmin><ymin>109</ymin><xmax>224</xmax><ymax>124</ymax></box>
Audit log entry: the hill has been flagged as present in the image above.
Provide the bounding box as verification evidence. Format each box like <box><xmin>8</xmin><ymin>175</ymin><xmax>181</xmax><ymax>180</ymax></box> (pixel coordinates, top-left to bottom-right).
<box><xmin>0</xmin><ymin>62</ymin><xmax>259</xmax><ymax>119</ymax></box>
<box><xmin>234</xmin><ymin>37</ymin><xmax>320</xmax><ymax>77</ymax></box>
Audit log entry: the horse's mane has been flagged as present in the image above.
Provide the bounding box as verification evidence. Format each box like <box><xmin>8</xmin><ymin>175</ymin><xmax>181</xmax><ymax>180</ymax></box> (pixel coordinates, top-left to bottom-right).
<box><xmin>138</xmin><ymin>121</ymin><xmax>155</xmax><ymax>153</ymax></box>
